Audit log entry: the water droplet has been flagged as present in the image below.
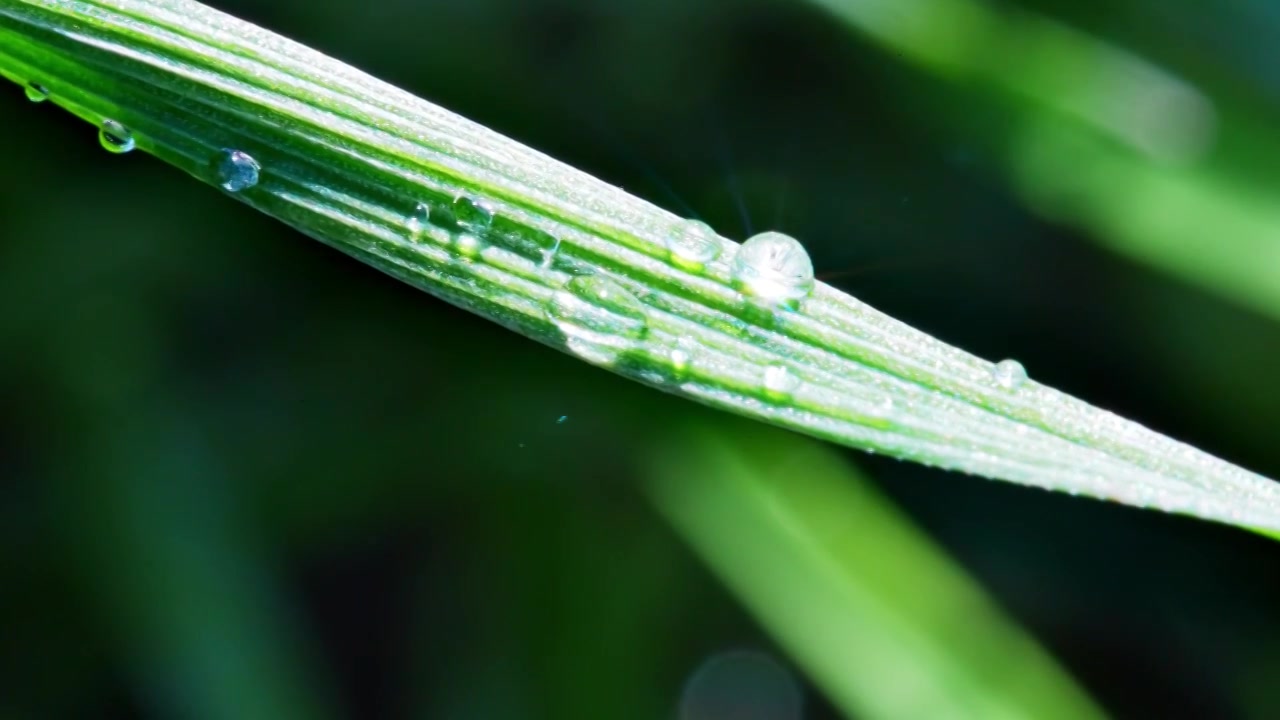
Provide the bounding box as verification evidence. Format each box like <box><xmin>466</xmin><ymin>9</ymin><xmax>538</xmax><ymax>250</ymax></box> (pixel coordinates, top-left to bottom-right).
<box><xmin>547</xmin><ymin>275</ymin><xmax>648</xmax><ymax>365</ymax></box>
<box><xmin>680</xmin><ymin>651</ymin><xmax>802</xmax><ymax>720</ymax></box>
<box><xmin>762</xmin><ymin>365</ymin><xmax>800</xmax><ymax>400</ymax></box>
<box><xmin>539</xmin><ymin>234</ymin><xmax>562</xmax><ymax>269</ymax></box>
<box><xmin>667</xmin><ymin>219</ymin><xmax>721</xmax><ymax>269</ymax></box>
<box><xmin>24</xmin><ymin>82</ymin><xmax>48</xmax><ymax>103</ymax></box>
<box><xmin>98</xmin><ymin>119</ymin><xmax>134</xmax><ymax>153</ymax></box>
<box><xmin>992</xmin><ymin>359</ymin><xmax>1027</xmax><ymax>390</ymax></box>
<box><xmin>452</xmin><ymin>195</ymin><xmax>494</xmax><ymax>231</ymax></box>
<box><xmin>407</xmin><ymin>202</ymin><xmax>430</xmax><ymax>241</ymax></box>
<box><xmin>454</xmin><ymin>233</ymin><xmax>484</xmax><ymax>259</ymax></box>
<box><xmin>216</xmin><ymin>149</ymin><xmax>260</xmax><ymax>192</ymax></box>
<box><xmin>670</xmin><ymin>337</ymin><xmax>698</xmax><ymax>380</ymax></box>
<box><xmin>730</xmin><ymin>231</ymin><xmax>814</xmax><ymax>306</ymax></box>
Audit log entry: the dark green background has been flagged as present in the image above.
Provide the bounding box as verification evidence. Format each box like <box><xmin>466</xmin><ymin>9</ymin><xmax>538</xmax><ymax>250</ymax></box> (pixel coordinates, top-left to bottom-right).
<box><xmin>3</xmin><ymin>0</ymin><xmax>1280</xmax><ymax>717</ymax></box>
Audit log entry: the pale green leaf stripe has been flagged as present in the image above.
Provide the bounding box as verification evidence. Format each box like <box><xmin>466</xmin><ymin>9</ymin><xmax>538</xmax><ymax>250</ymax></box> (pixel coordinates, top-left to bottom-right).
<box><xmin>647</xmin><ymin>420</ymin><xmax>1107</xmax><ymax>720</ymax></box>
<box><xmin>2</xmin><ymin>0</ymin><xmax>1279</xmax><ymax>529</ymax></box>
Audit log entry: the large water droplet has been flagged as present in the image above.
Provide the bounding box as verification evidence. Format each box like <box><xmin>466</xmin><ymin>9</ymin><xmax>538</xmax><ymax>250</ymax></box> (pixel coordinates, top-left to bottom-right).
<box><xmin>992</xmin><ymin>358</ymin><xmax>1027</xmax><ymax>390</ymax></box>
<box><xmin>730</xmin><ymin>231</ymin><xmax>814</xmax><ymax>306</ymax></box>
<box><xmin>667</xmin><ymin>219</ymin><xmax>721</xmax><ymax>270</ymax></box>
<box><xmin>216</xmin><ymin>149</ymin><xmax>260</xmax><ymax>192</ymax></box>
<box><xmin>24</xmin><ymin>83</ymin><xmax>48</xmax><ymax>103</ymax></box>
<box><xmin>452</xmin><ymin>195</ymin><xmax>494</xmax><ymax>231</ymax></box>
<box><xmin>762</xmin><ymin>364</ymin><xmax>800</xmax><ymax>400</ymax></box>
<box><xmin>98</xmin><ymin>119</ymin><xmax>134</xmax><ymax>153</ymax></box>
<box><xmin>547</xmin><ymin>275</ymin><xmax>648</xmax><ymax>365</ymax></box>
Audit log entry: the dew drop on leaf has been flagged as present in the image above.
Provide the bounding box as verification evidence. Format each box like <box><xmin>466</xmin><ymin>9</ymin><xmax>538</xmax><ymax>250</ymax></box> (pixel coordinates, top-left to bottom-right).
<box><xmin>454</xmin><ymin>232</ymin><xmax>484</xmax><ymax>259</ymax></box>
<box><xmin>547</xmin><ymin>275</ymin><xmax>648</xmax><ymax>365</ymax></box>
<box><xmin>98</xmin><ymin>119</ymin><xmax>134</xmax><ymax>153</ymax></box>
<box><xmin>730</xmin><ymin>231</ymin><xmax>815</xmax><ymax>306</ymax></box>
<box><xmin>992</xmin><ymin>358</ymin><xmax>1027</xmax><ymax>390</ymax></box>
<box><xmin>407</xmin><ymin>202</ymin><xmax>430</xmax><ymax>241</ymax></box>
<box><xmin>452</xmin><ymin>195</ymin><xmax>494</xmax><ymax>231</ymax></box>
<box><xmin>763</xmin><ymin>364</ymin><xmax>801</xmax><ymax>401</ymax></box>
<box><xmin>24</xmin><ymin>82</ymin><xmax>48</xmax><ymax>103</ymax></box>
<box><xmin>670</xmin><ymin>337</ymin><xmax>698</xmax><ymax>380</ymax></box>
<box><xmin>216</xmin><ymin>149</ymin><xmax>260</xmax><ymax>192</ymax></box>
<box><xmin>666</xmin><ymin>219</ymin><xmax>721</xmax><ymax>269</ymax></box>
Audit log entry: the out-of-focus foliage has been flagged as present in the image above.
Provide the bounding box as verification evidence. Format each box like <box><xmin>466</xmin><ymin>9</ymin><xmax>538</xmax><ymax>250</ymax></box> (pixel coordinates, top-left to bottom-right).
<box><xmin>4</xmin><ymin>0</ymin><xmax>1280</xmax><ymax>719</ymax></box>
<box><xmin>808</xmin><ymin>0</ymin><xmax>1280</xmax><ymax>325</ymax></box>
<box><xmin>648</xmin><ymin>418</ymin><xmax>1107</xmax><ymax>720</ymax></box>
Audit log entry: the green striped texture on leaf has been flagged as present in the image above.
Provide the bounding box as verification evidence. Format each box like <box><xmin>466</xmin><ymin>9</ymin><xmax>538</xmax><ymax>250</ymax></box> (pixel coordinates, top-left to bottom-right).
<box><xmin>2</xmin><ymin>0</ymin><xmax>1279</xmax><ymax>530</ymax></box>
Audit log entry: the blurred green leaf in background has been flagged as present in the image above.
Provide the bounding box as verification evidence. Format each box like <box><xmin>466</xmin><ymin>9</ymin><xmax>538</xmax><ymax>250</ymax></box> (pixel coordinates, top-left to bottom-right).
<box><xmin>5</xmin><ymin>0</ymin><xmax>1280</xmax><ymax>719</ymax></box>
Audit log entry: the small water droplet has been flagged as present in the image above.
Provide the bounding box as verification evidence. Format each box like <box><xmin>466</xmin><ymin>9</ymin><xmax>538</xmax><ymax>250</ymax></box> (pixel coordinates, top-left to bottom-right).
<box><xmin>452</xmin><ymin>195</ymin><xmax>494</xmax><ymax>231</ymax></box>
<box><xmin>762</xmin><ymin>365</ymin><xmax>800</xmax><ymax>400</ymax></box>
<box><xmin>216</xmin><ymin>149</ymin><xmax>260</xmax><ymax>192</ymax></box>
<box><xmin>24</xmin><ymin>82</ymin><xmax>48</xmax><ymax>103</ymax></box>
<box><xmin>667</xmin><ymin>219</ymin><xmax>721</xmax><ymax>269</ymax></box>
<box><xmin>992</xmin><ymin>359</ymin><xmax>1027</xmax><ymax>390</ymax></box>
<box><xmin>539</xmin><ymin>235</ymin><xmax>562</xmax><ymax>269</ymax></box>
<box><xmin>547</xmin><ymin>275</ymin><xmax>648</xmax><ymax>365</ymax></box>
<box><xmin>730</xmin><ymin>231</ymin><xmax>814</xmax><ymax>306</ymax></box>
<box><xmin>98</xmin><ymin>119</ymin><xmax>134</xmax><ymax>153</ymax></box>
<box><xmin>407</xmin><ymin>202</ymin><xmax>430</xmax><ymax>241</ymax></box>
<box><xmin>670</xmin><ymin>337</ymin><xmax>698</xmax><ymax>380</ymax></box>
<box><xmin>454</xmin><ymin>233</ymin><xmax>484</xmax><ymax>259</ymax></box>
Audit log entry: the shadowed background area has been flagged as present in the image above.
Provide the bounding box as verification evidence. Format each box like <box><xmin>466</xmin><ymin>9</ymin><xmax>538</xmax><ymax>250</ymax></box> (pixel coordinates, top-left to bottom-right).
<box><xmin>3</xmin><ymin>0</ymin><xmax>1280</xmax><ymax>718</ymax></box>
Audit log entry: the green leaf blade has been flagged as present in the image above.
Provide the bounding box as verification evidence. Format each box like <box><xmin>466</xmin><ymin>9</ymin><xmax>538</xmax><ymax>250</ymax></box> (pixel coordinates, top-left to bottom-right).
<box><xmin>3</xmin><ymin>0</ymin><xmax>1278</xmax><ymax>531</ymax></box>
